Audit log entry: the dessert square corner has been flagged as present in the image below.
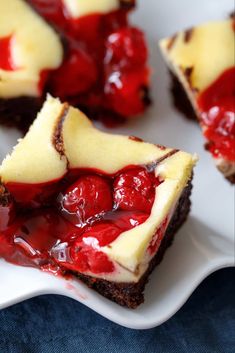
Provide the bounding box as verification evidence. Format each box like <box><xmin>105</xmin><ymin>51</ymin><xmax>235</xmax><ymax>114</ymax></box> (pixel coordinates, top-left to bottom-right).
<box><xmin>0</xmin><ymin>95</ymin><xmax>197</xmax><ymax>308</ymax></box>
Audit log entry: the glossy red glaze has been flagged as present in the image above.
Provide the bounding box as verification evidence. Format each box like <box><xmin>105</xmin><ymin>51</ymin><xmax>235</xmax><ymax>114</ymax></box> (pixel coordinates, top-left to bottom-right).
<box><xmin>197</xmin><ymin>67</ymin><xmax>235</xmax><ymax>161</ymax></box>
<box><xmin>26</xmin><ymin>0</ymin><xmax>149</xmax><ymax>121</ymax></box>
<box><xmin>0</xmin><ymin>35</ymin><xmax>16</xmax><ymax>71</ymax></box>
<box><xmin>0</xmin><ymin>167</ymin><xmax>161</xmax><ymax>276</ymax></box>
<box><xmin>6</xmin><ymin>177</ymin><xmax>64</xmax><ymax>205</ymax></box>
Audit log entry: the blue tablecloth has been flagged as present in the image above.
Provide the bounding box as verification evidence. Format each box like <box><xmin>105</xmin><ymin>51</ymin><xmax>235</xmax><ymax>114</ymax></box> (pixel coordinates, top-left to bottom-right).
<box><xmin>0</xmin><ymin>268</ymin><xmax>234</xmax><ymax>353</ymax></box>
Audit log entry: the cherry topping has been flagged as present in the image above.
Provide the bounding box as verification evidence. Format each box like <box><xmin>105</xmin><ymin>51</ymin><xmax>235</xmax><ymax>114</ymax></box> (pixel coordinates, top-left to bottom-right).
<box><xmin>0</xmin><ymin>35</ymin><xmax>16</xmax><ymax>71</ymax></box>
<box><xmin>197</xmin><ymin>67</ymin><xmax>235</xmax><ymax>161</ymax></box>
<box><xmin>148</xmin><ymin>218</ymin><xmax>168</xmax><ymax>255</ymax></box>
<box><xmin>105</xmin><ymin>28</ymin><xmax>148</xmax><ymax>69</ymax></box>
<box><xmin>50</xmin><ymin>43</ymin><xmax>97</xmax><ymax>98</ymax></box>
<box><xmin>61</xmin><ymin>175</ymin><xmax>113</xmax><ymax>222</ymax></box>
<box><xmin>69</xmin><ymin>244</ymin><xmax>114</xmax><ymax>274</ymax></box>
<box><xmin>104</xmin><ymin>69</ymin><xmax>149</xmax><ymax>116</ymax></box>
<box><xmin>25</xmin><ymin>1</ymin><xmax>150</xmax><ymax>122</ymax></box>
<box><xmin>113</xmin><ymin>168</ymin><xmax>156</xmax><ymax>212</ymax></box>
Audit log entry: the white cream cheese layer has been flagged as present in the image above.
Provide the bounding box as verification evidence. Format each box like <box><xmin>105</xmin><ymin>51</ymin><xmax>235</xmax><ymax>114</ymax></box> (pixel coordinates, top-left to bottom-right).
<box><xmin>0</xmin><ymin>0</ymin><xmax>63</xmax><ymax>98</ymax></box>
<box><xmin>159</xmin><ymin>19</ymin><xmax>235</xmax><ymax>97</ymax></box>
<box><xmin>63</xmin><ymin>0</ymin><xmax>119</xmax><ymax>19</ymax></box>
<box><xmin>0</xmin><ymin>96</ymin><xmax>197</xmax><ymax>282</ymax></box>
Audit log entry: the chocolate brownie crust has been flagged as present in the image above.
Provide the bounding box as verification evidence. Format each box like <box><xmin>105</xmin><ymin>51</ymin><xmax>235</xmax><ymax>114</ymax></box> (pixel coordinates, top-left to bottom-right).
<box><xmin>225</xmin><ymin>174</ymin><xmax>235</xmax><ymax>184</ymax></box>
<box><xmin>0</xmin><ymin>97</ymin><xmax>42</xmax><ymax>132</ymax></box>
<box><xmin>169</xmin><ymin>72</ymin><xmax>197</xmax><ymax>121</ymax></box>
<box><xmin>73</xmin><ymin>178</ymin><xmax>193</xmax><ymax>308</ymax></box>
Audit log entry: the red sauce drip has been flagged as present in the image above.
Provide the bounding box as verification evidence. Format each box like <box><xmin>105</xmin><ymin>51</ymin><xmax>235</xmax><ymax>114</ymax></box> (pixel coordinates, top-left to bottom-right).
<box><xmin>0</xmin><ymin>36</ymin><xmax>49</xmax><ymax>93</ymax></box>
<box><xmin>197</xmin><ymin>67</ymin><xmax>235</xmax><ymax>161</ymax></box>
<box><xmin>26</xmin><ymin>0</ymin><xmax>149</xmax><ymax>121</ymax></box>
<box><xmin>148</xmin><ymin>218</ymin><xmax>168</xmax><ymax>255</ymax></box>
<box><xmin>0</xmin><ymin>35</ymin><xmax>16</xmax><ymax>71</ymax></box>
<box><xmin>0</xmin><ymin>166</ymin><xmax>162</xmax><ymax>276</ymax></box>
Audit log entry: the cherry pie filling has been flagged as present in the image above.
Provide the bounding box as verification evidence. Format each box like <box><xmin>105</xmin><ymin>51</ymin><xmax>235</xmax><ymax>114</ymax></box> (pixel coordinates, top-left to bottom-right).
<box><xmin>0</xmin><ymin>35</ymin><xmax>17</xmax><ymax>71</ymax></box>
<box><xmin>0</xmin><ymin>166</ymin><xmax>165</xmax><ymax>276</ymax></box>
<box><xmin>197</xmin><ymin>67</ymin><xmax>235</xmax><ymax>162</ymax></box>
<box><xmin>8</xmin><ymin>0</ymin><xmax>149</xmax><ymax>123</ymax></box>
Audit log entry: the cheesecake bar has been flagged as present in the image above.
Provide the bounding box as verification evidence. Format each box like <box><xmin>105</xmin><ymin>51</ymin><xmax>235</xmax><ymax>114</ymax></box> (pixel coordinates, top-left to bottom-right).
<box><xmin>0</xmin><ymin>96</ymin><xmax>196</xmax><ymax>308</ymax></box>
<box><xmin>0</xmin><ymin>0</ymin><xmax>150</xmax><ymax>130</ymax></box>
<box><xmin>159</xmin><ymin>17</ymin><xmax>235</xmax><ymax>182</ymax></box>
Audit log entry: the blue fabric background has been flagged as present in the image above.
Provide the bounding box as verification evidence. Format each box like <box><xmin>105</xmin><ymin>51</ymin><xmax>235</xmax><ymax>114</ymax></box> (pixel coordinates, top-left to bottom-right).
<box><xmin>0</xmin><ymin>268</ymin><xmax>234</xmax><ymax>353</ymax></box>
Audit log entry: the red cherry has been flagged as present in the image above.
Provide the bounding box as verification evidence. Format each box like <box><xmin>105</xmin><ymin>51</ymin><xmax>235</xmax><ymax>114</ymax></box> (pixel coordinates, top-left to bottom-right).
<box><xmin>61</xmin><ymin>175</ymin><xmax>113</xmax><ymax>223</ymax></box>
<box><xmin>87</xmin><ymin>250</ymin><xmax>114</xmax><ymax>273</ymax></box>
<box><xmin>81</xmin><ymin>222</ymin><xmax>121</xmax><ymax>247</ymax></box>
<box><xmin>69</xmin><ymin>245</ymin><xmax>114</xmax><ymax>274</ymax></box>
<box><xmin>50</xmin><ymin>43</ymin><xmax>97</xmax><ymax>98</ymax></box>
<box><xmin>105</xmin><ymin>27</ymin><xmax>147</xmax><ymax>69</ymax></box>
<box><xmin>57</xmin><ymin>222</ymin><xmax>119</xmax><ymax>274</ymax></box>
<box><xmin>104</xmin><ymin>68</ymin><xmax>149</xmax><ymax>116</ymax></box>
<box><xmin>113</xmin><ymin>168</ymin><xmax>156</xmax><ymax>213</ymax></box>
<box><xmin>65</xmin><ymin>227</ymin><xmax>117</xmax><ymax>273</ymax></box>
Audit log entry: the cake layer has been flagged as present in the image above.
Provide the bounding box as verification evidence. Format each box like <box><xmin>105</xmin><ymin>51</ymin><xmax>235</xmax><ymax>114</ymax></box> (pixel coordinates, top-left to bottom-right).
<box><xmin>0</xmin><ymin>96</ymin><xmax>196</xmax><ymax>280</ymax></box>
<box><xmin>0</xmin><ymin>0</ymin><xmax>63</xmax><ymax>98</ymax></box>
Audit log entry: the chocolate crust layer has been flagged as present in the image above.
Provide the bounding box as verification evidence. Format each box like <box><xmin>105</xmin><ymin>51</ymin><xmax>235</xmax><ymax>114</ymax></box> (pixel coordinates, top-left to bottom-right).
<box><xmin>0</xmin><ymin>97</ymin><xmax>42</xmax><ymax>133</ymax></box>
<box><xmin>225</xmin><ymin>174</ymin><xmax>235</xmax><ymax>184</ymax></box>
<box><xmin>169</xmin><ymin>71</ymin><xmax>197</xmax><ymax>121</ymax></box>
<box><xmin>0</xmin><ymin>89</ymin><xmax>151</xmax><ymax>131</ymax></box>
<box><xmin>73</xmin><ymin>178</ymin><xmax>193</xmax><ymax>308</ymax></box>
<box><xmin>0</xmin><ymin>96</ymin><xmax>127</xmax><ymax>132</ymax></box>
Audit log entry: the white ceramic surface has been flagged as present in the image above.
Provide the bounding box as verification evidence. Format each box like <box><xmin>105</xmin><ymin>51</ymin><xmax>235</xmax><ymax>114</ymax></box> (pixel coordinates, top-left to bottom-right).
<box><xmin>0</xmin><ymin>0</ymin><xmax>234</xmax><ymax>329</ymax></box>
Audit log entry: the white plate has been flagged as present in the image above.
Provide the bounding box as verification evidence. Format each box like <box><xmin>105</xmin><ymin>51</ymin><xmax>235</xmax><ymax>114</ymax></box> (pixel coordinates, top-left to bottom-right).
<box><xmin>0</xmin><ymin>0</ymin><xmax>234</xmax><ymax>329</ymax></box>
